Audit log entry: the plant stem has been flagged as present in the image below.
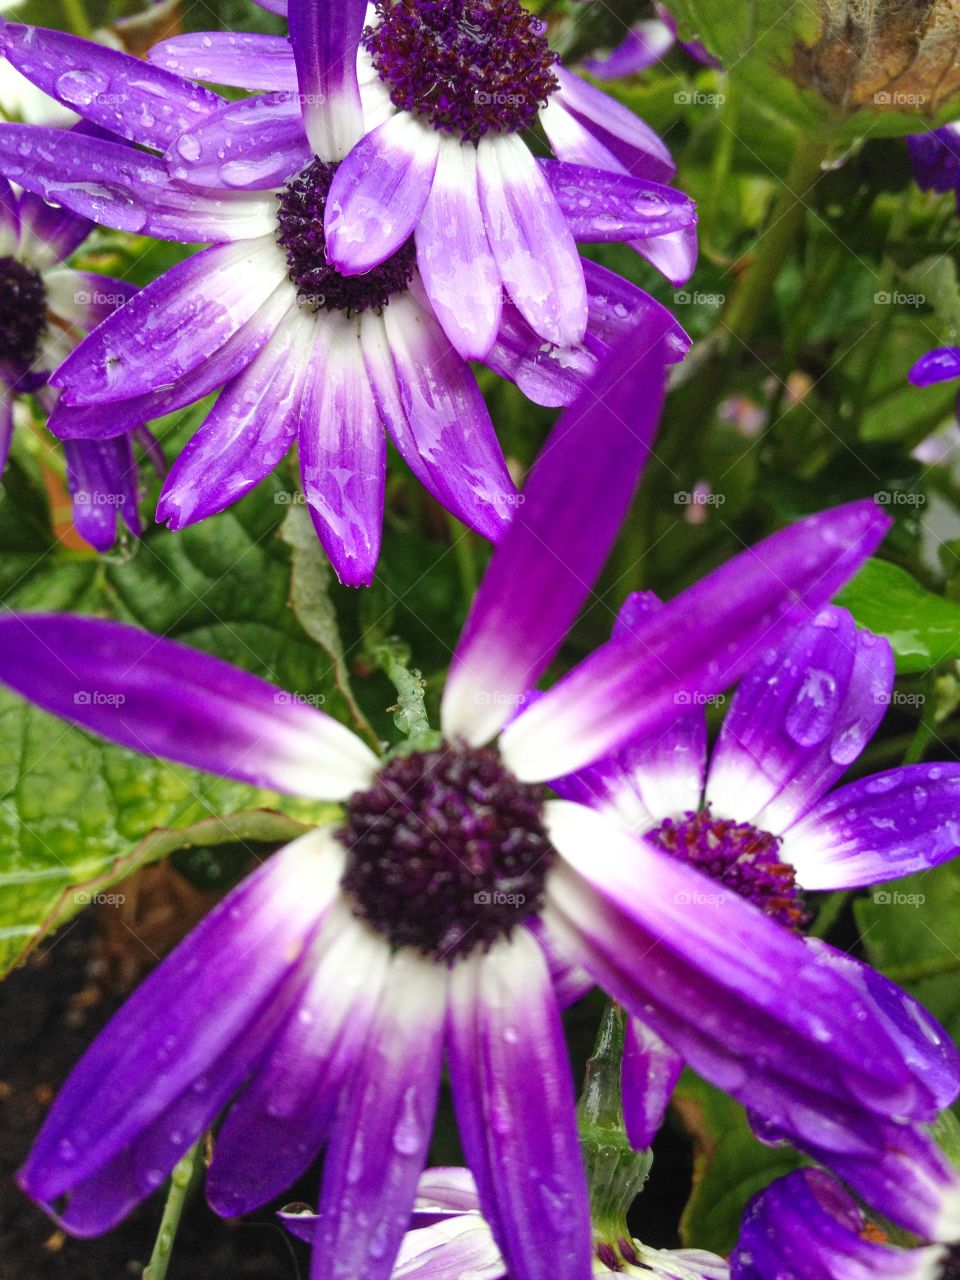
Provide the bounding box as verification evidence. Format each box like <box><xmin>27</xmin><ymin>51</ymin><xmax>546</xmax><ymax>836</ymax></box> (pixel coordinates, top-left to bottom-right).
<box><xmin>447</xmin><ymin>514</ymin><xmax>478</xmax><ymax>602</ymax></box>
<box><xmin>142</xmin><ymin>1140</ymin><xmax>202</xmax><ymax>1280</ymax></box>
<box><xmin>59</xmin><ymin>0</ymin><xmax>93</xmax><ymax>38</ymax></box>
<box><xmin>722</xmin><ymin>133</ymin><xmax>831</xmax><ymax>350</ymax></box>
<box><xmin>809</xmin><ymin>889</ymin><xmax>851</xmax><ymax>940</ymax></box>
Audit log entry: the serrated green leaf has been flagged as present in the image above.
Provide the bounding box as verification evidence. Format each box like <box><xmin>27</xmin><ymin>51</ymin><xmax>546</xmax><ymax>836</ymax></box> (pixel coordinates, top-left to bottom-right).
<box><xmin>836</xmin><ymin>559</ymin><xmax>960</xmax><ymax>673</ymax></box>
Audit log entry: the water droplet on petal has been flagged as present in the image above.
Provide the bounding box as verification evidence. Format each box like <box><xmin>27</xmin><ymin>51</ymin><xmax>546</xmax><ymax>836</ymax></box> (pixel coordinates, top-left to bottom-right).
<box><xmin>55</xmin><ymin>68</ymin><xmax>109</xmax><ymax>107</ymax></box>
<box><xmin>785</xmin><ymin>668</ymin><xmax>838</xmax><ymax>745</ymax></box>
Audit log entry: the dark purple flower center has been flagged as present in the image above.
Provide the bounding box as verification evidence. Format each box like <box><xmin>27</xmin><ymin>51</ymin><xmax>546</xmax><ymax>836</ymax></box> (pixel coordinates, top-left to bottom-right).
<box><xmin>338</xmin><ymin>744</ymin><xmax>555</xmax><ymax>960</ymax></box>
<box><xmin>276</xmin><ymin>158</ymin><xmax>416</xmax><ymax>314</ymax></box>
<box><xmin>0</xmin><ymin>256</ymin><xmax>47</xmax><ymax>367</ymax></box>
<box><xmin>650</xmin><ymin>807</ymin><xmax>810</xmax><ymax>932</ymax></box>
<box><xmin>364</xmin><ymin>0</ymin><xmax>559</xmax><ymax>143</ymax></box>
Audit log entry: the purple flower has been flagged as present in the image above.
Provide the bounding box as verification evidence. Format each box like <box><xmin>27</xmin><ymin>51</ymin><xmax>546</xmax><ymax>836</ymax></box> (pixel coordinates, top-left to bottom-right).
<box><xmin>553</xmin><ymin>594</ymin><xmax>960</xmax><ymax>1239</ymax></box>
<box><xmin>911</xmin><ymin>347</ymin><xmax>960</xmax><ymax>389</ymax></box>
<box><xmin>0</xmin><ymin>171</ymin><xmax>147</xmax><ymax>551</ymax></box>
<box><xmin>281</xmin><ymin>1167</ymin><xmax>729</xmax><ymax>1280</ymax></box>
<box><xmin>0</xmin><ymin>329</ymin><xmax>928</xmax><ymax>1279</ymax></box>
<box><xmin>0</xmin><ymin>21</ymin><xmax>693</xmax><ymax>585</ymax></box>
<box><xmin>579</xmin><ymin>4</ymin><xmax>721</xmax><ymax>79</ymax></box>
<box><xmin>909</xmin><ymin>124</ymin><xmax>960</xmax><ymax>208</ymax></box>
<box><xmin>147</xmin><ymin>0</ymin><xmax>699</xmax><ymax>359</ymax></box>
<box><xmin>732</xmin><ymin>1168</ymin><xmax>952</xmax><ymax>1279</ymax></box>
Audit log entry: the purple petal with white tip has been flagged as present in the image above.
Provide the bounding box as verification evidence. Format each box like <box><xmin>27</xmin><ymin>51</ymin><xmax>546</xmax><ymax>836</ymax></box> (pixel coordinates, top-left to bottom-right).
<box><xmin>311</xmin><ymin>949</ymin><xmax>447</xmax><ymax>1280</ymax></box>
<box><xmin>622</xmin><ymin>1018</ymin><xmax>685</xmax><ymax>1151</ymax></box>
<box><xmin>363</xmin><ymin>297</ymin><xmax>515</xmax><ymax>544</ymax></box>
<box><xmin>784</xmin><ymin>762</ymin><xmax>960</xmax><ymax>889</ymax></box>
<box><xmin>448</xmin><ymin>931</ymin><xmax>592</xmax><ymax>1280</ymax></box>
<box><xmin>632</xmin><ymin>222</ymin><xmax>699</xmax><ymax>288</ymax></box>
<box><xmin>326</xmin><ymin>112</ymin><xmax>440</xmax><ymax>274</ymax></box>
<box><xmin>553</xmin><ymin>66</ymin><xmax>675</xmax><ymax>182</ymax></box>
<box><xmin>542</xmin><ymin>160</ymin><xmax>696</xmax><ymax>243</ymax></box>
<box><xmin>0</xmin><ymin>614</ymin><xmax>377</xmax><ymax>798</ymax></box>
<box><xmin>288</xmin><ymin>0</ymin><xmax>366</xmax><ymax>160</ymax></box>
<box><xmin>18</xmin><ymin>835</ymin><xmax>341</xmax><ymax>1219</ymax></box>
<box><xmin>208</xmin><ymin>899</ymin><xmax>390</xmax><ymax>1216</ymax></box>
<box><xmin>705</xmin><ymin>606</ymin><xmax>894</xmax><ymax>833</ymax></box>
<box><xmin>167</xmin><ymin>92</ymin><xmax>310</xmax><ymax>190</ymax></box>
<box><xmin>501</xmin><ymin>502</ymin><xmax>891</xmax><ymax>782</ymax></box>
<box><xmin>53</xmin><ymin>237</ymin><xmax>288</xmax><ymax>406</ymax></box>
<box><xmin>298</xmin><ymin>312</ymin><xmax>386</xmax><ymax>588</ymax></box>
<box><xmin>147</xmin><ymin>32</ymin><xmax>298</xmax><ymax>92</ymax></box>
<box><xmin>0</xmin><ymin>125</ymin><xmax>276</xmax><ymax>241</ymax></box>
<box><xmin>64</xmin><ymin>435</ymin><xmax>141</xmax><ymax>552</ymax></box>
<box><xmin>415</xmin><ymin>135</ymin><xmax>502</xmax><ymax>360</ymax></box>
<box><xmin>1</xmin><ymin>23</ymin><xmax>224</xmax><ymax>149</ymax></box>
<box><xmin>477</xmin><ymin>133</ymin><xmax>587</xmax><ymax>348</ymax></box>
<box><xmin>441</xmin><ymin>316</ymin><xmax>668</xmax><ymax>746</ymax></box>
<box><xmin>583</xmin><ymin>21</ymin><xmax>676</xmax><ymax>79</ymax></box>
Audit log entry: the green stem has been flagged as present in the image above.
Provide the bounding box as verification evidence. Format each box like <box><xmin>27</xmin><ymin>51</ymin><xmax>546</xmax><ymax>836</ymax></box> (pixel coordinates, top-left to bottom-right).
<box><xmin>59</xmin><ymin>0</ymin><xmax>93</xmax><ymax>37</ymax></box>
<box><xmin>370</xmin><ymin>636</ymin><xmax>432</xmax><ymax>743</ymax></box>
<box><xmin>809</xmin><ymin>890</ymin><xmax>851</xmax><ymax>940</ymax></box>
<box><xmin>903</xmin><ymin>677</ymin><xmax>937</xmax><ymax>765</ymax></box>
<box><xmin>142</xmin><ymin>1141</ymin><xmax>202</xmax><ymax>1280</ymax></box>
<box><xmin>722</xmin><ymin>133</ymin><xmax>831</xmax><ymax>349</ymax></box>
<box><xmin>447</xmin><ymin>514</ymin><xmax>478</xmax><ymax>602</ymax></box>
<box><xmin>886</xmin><ymin>953</ymin><xmax>960</xmax><ymax>985</ymax></box>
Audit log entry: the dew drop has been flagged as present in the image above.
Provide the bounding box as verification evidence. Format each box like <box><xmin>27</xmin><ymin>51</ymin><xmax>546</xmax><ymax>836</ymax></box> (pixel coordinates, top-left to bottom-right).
<box><xmin>392</xmin><ymin>1087</ymin><xmax>424</xmax><ymax>1157</ymax></box>
<box><xmin>55</xmin><ymin>68</ymin><xmax>109</xmax><ymax>107</ymax></box>
<box><xmin>784</xmin><ymin>668</ymin><xmax>838</xmax><ymax>746</ymax></box>
<box><xmin>176</xmin><ymin>133</ymin><xmax>202</xmax><ymax>162</ymax></box>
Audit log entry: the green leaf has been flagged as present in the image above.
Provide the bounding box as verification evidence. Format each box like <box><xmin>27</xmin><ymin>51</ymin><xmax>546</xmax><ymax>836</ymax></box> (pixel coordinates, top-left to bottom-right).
<box><xmin>0</xmin><ymin>687</ymin><xmax>330</xmax><ymax>979</ymax></box>
<box><xmin>836</xmin><ymin>559</ymin><xmax>960</xmax><ymax>673</ymax></box>
<box><xmin>674</xmin><ymin>1070</ymin><xmax>804</xmax><ymax>1254</ymax></box>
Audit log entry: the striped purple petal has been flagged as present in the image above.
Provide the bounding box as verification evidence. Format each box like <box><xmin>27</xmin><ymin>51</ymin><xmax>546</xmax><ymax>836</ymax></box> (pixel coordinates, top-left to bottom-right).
<box><xmin>0</xmin><ymin>614</ymin><xmax>377</xmax><ymax>799</ymax></box>
<box><xmin>288</xmin><ymin>0</ymin><xmax>366</xmax><ymax>161</ymax></box>
<box><xmin>542</xmin><ymin>160</ymin><xmax>696</xmax><ymax>242</ymax></box>
<box><xmin>147</xmin><ymin>32</ymin><xmax>298</xmax><ymax>92</ymax></box>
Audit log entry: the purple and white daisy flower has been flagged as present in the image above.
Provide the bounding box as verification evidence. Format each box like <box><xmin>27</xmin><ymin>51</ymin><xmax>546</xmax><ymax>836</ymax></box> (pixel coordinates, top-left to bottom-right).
<box><xmin>0</xmin><ymin>20</ymin><xmax>693</xmax><ymax>584</ymax></box>
<box><xmin>0</xmin><ymin>172</ymin><xmax>147</xmax><ymax>551</ymax></box>
<box><xmin>0</xmin><ymin>332</ymin><xmax>943</xmax><ymax>1280</ymax></box>
<box><xmin>552</xmin><ymin>594</ymin><xmax>960</xmax><ymax>1239</ymax></box>
<box><xmin>732</xmin><ymin>1168</ymin><xmax>954</xmax><ymax>1280</ymax></box>
<box><xmin>281</xmin><ymin>1167</ymin><xmax>730</xmax><ymax>1280</ymax></box>
<box><xmin>146</xmin><ymin>0</ymin><xmax>699</xmax><ymax>360</ymax></box>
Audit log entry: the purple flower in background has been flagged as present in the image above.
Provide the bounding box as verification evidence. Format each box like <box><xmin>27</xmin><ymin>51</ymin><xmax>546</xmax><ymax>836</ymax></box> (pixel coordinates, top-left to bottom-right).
<box><xmin>0</xmin><ymin>22</ymin><xmax>693</xmax><ymax>585</ymax></box>
<box><xmin>553</xmin><ymin>595</ymin><xmax>960</xmax><ymax>1239</ymax></box>
<box><xmin>579</xmin><ymin>3</ymin><xmax>720</xmax><ymax>79</ymax></box>
<box><xmin>0</xmin><ymin>173</ymin><xmax>147</xmax><ymax>551</ymax></box>
<box><xmin>0</xmin><ymin>327</ymin><xmax>948</xmax><ymax>1278</ymax></box>
<box><xmin>732</xmin><ymin>1168</ymin><xmax>953</xmax><ymax>1279</ymax></box>
<box><xmin>909</xmin><ymin>124</ymin><xmax>960</xmax><ymax>209</ymax></box>
<box><xmin>911</xmin><ymin>347</ymin><xmax>960</xmax><ymax>392</ymax></box>
<box><xmin>147</xmin><ymin>0</ymin><xmax>699</xmax><ymax>362</ymax></box>
<box><xmin>281</xmin><ymin>1167</ymin><xmax>730</xmax><ymax>1280</ymax></box>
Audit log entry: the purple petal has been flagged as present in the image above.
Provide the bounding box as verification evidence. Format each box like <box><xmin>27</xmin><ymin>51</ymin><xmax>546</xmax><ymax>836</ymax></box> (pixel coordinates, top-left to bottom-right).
<box><xmin>477</xmin><ymin>133</ymin><xmax>588</xmax><ymax>348</ymax></box>
<box><xmin>415</xmin><ymin>135</ymin><xmax>503</xmax><ymax>361</ymax></box>
<box><xmin>909</xmin><ymin>124</ymin><xmax>960</xmax><ymax>194</ymax></box>
<box><xmin>0</xmin><ymin>126</ymin><xmax>276</xmax><ymax>241</ymax></box>
<box><xmin>298</xmin><ymin>312</ymin><xmax>387</xmax><ymax>588</ymax></box>
<box><xmin>43</xmin><ymin>268</ymin><xmax>137</xmax><ymax>336</ymax></box>
<box><xmin>326</xmin><ymin>113</ymin><xmax>440</xmax><ymax>274</ymax></box>
<box><xmin>732</xmin><ymin>1169</ymin><xmax>946</xmax><ymax>1280</ymax></box>
<box><xmin>0</xmin><ymin>614</ymin><xmax>377</xmax><ymax>798</ymax></box>
<box><xmin>632</xmin><ymin>222</ymin><xmax>700</xmax><ymax>288</ymax></box>
<box><xmin>156</xmin><ymin>301</ymin><xmax>311</xmax><ymax>528</ymax></box>
<box><xmin>64</xmin><ymin>435</ymin><xmax>141</xmax><ymax>552</ymax></box>
<box><xmin>48</xmin><ymin>282</ymin><xmax>294</xmax><ymax>439</ymax></box>
<box><xmin>19</xmin><ymin>836</ymin><xmax>339</xmax><ymax>1217</ymax></box>
<box><xmin>542</xmin><ymin>160</ymin><xmax>696</xmax><ymax>243</ymax></box>
<box><xmin>310</xmin><ymin>949</ymin><xmax>447</xmax><ymax>1280</ymax></box>
<box><xmin>391</xmin><ymin>1219</ymin><xmax>507</xmax><ymax>1280</ymax></box>
<box><xmin>807</xmin><ymin>939</ymin><xmax>960</xmax><ymax>1115</ymax></box>
<box><xmin>552</xmin><ymin>593</ymin><xmax>707</xmax><ymax>827</ymax></box>
<box><xmin>705</xmin><ymin>606</ymin><xmax>893</xmax><ymax>833</ymax></box>
<box><xmin>0</xmin><ymin>176</ymin><xmax>19</xmax><ymax>255</ymax></box>
<box><xmin>622</xmin><ymin>1018</ymin><xmax>685</xmax><ymax>1151</ymax></box>
<box><xmin>525</xmin><ymin>917</ymin><xmax>594</xmax><ymax>1009</ymax></box>
<box><xmin>441</xmin><ymin>315</ymin><xmax>668</xmax><ymax>746</ymax></box>
<box><xmin>208</xmin><ymin>903</ymin><xmax>390</xmax><ymax>1216</ymax></box>
<box><xmin>53</xmin><ymin>238</ymin><xmax>288</xmax><ymax>406</ymax></box>
<box><xmin>166</xmin><ymin>92</ymin><xmax>310</xmax><ymax>190</ymax></box>
<box><xmin>413</xmin><ymin>1168</ymin><xmax>482</xmax><ymax>1219</ymax></box>
<box><xmin>552</xmin><ymin>67</ymin><xmax>675</xmax><ymax>183</ymax></box>
<box><xmin>288</xmin><ymin>0</ymin><xmax>366</xmax><ymax>160</ymax></box>
<box><xmin>362</xmin><ymin>296</ymin><xmax>515</xmax><ymax>544</ymax></box>
<box><xmin>501</xmin><ymin>502</ymin><xmax>891</xmax><ymax>782</ymax></box>
<box><xmin>583</xmin><ymin>260</ymin><xmax>690</xmax><ymax>359</ymax></box>
<box><xmin>1</xmin><ymin>24</ymin><xmax>223</xmax><ymax>149</ymax></box>
<box><xmin>911</xmin><ymin>347</ymin><xmax>960</xmax><ymax>387</ymax></box>
<box><xmin>582</xmin><ymin>22</ymin><xmax>676</xmax><ymax>79</ymax></box>
<box><xmin>448</xmin><ymin>931</ymin><xmax>592</xmax><ymax>1280</ymax></box>
<box><xmin>16</xmin><ymin>185</ymin><xmax>93</xmax><ymax>269</ymax></box>
<box><xmin>784</xmin><ymin>762</ymin><xmax>960</xmax><ymax>889</ymax></box>
<box><xmin>543</xmin><ymin>802</ymin><xmax>946</xmax><ymax>1150</ymax></box>
<box><xmin>147</xmin><ymin>32</ymin><xmax>298</xmax><ymax>92</ymax></box>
